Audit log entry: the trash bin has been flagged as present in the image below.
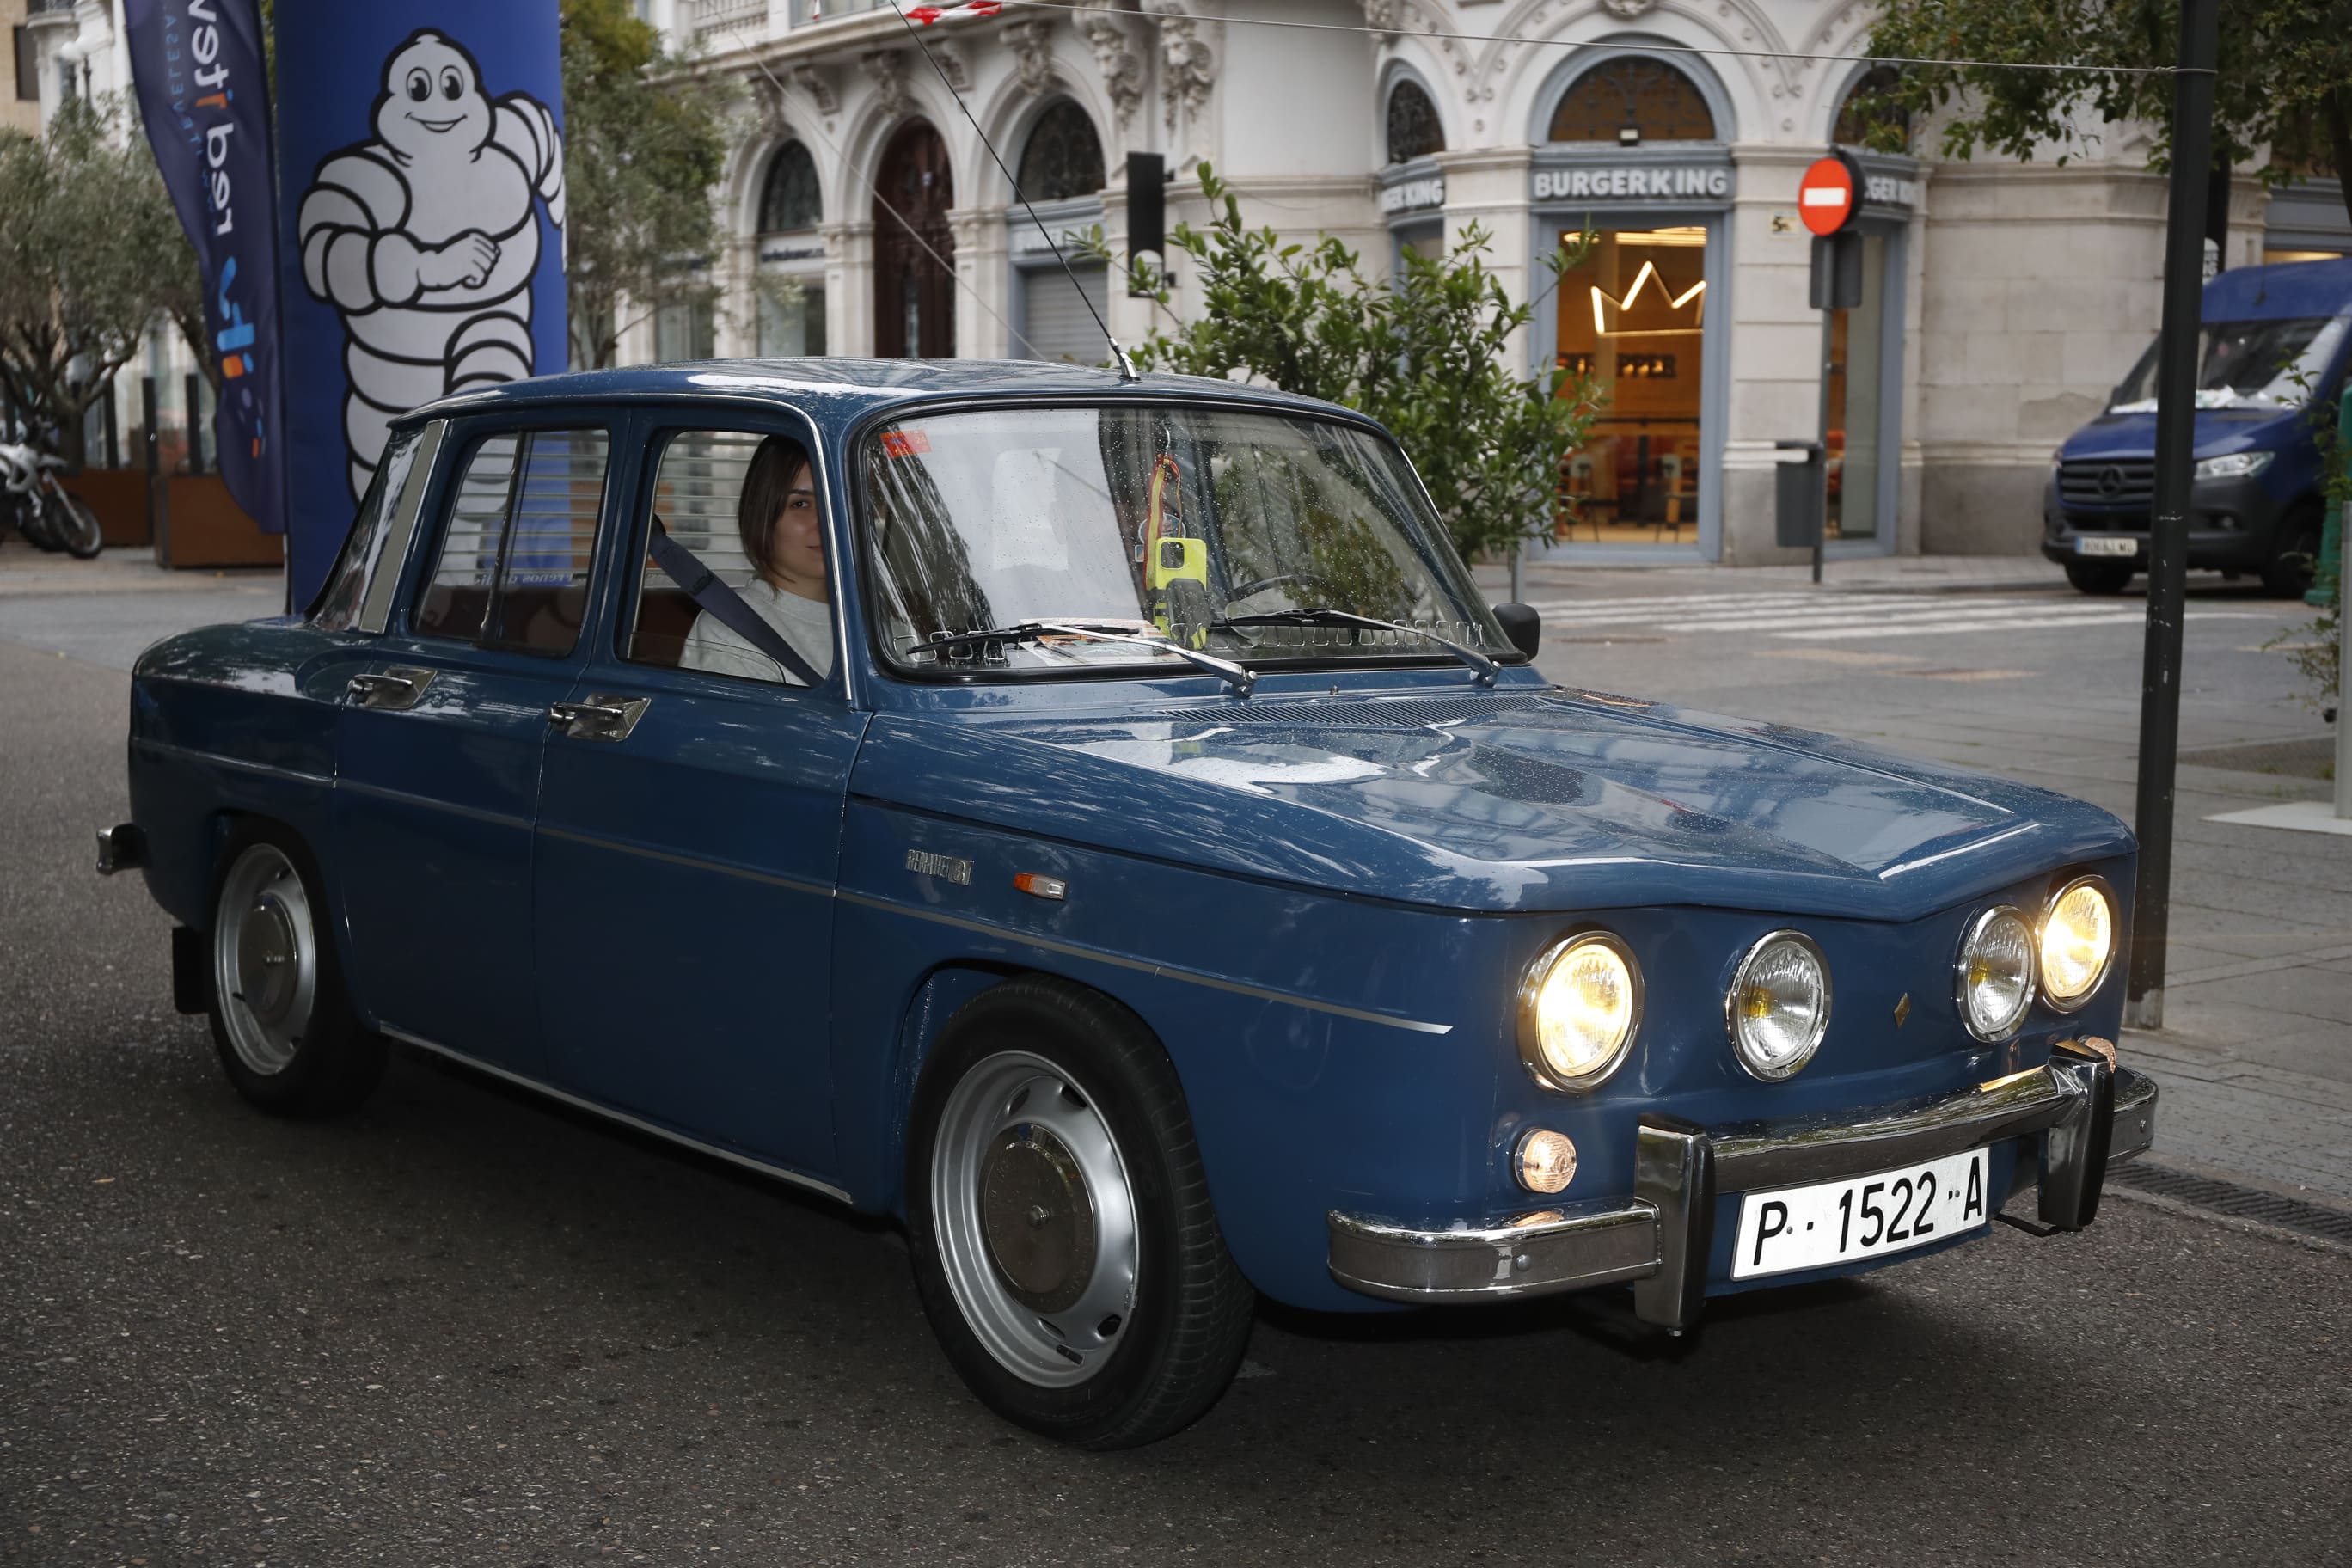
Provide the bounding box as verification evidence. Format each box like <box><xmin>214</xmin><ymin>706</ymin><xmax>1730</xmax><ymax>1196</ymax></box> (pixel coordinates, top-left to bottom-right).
<box><xmin>1775</xmin><ymin>439</ymin><xmax>1824</xmax><ymax>550</ymax></box>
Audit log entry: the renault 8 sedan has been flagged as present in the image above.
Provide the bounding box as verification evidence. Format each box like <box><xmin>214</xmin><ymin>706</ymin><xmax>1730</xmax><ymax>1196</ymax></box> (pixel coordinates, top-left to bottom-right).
<box><xmin>100</xmin><ymin>359</ymin><xmax>2157</xmax><ymax>1449</ymax></box>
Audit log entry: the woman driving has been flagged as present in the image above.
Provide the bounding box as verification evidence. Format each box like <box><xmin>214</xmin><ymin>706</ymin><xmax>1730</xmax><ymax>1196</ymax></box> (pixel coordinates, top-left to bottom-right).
<box><xmin>679</xmin><ymin>435</ymin><xmax>836</xmax><ymax>686</ymax></box>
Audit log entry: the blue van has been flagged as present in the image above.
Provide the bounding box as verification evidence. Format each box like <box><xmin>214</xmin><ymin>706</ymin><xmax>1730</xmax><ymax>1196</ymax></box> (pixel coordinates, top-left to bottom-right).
<box><xmin>2043</xmin><ymin>256</ymin><xmax>2352</xmax><ymax>595</ymax></box>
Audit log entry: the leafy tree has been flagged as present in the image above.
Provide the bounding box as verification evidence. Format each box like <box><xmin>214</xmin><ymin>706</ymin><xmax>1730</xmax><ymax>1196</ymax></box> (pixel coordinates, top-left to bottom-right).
<box><xmin>1118</xmin><ymin>165</ymin><xmax>1600</xmax><ymax>561</ymax></box>
<box><xmin>560</xmin><ymin>0</ymin><xmax>738</xmax><ymax>368</ymax></box>
<box><xmin>1857</xmin><ymin>0</ymin><xmax>2351</xmax><ymax>226</ymax></box>
<box><xmin>0</xmin><ymin>97</ymin><xmax>195</xmax><ymax>466</ymax></box>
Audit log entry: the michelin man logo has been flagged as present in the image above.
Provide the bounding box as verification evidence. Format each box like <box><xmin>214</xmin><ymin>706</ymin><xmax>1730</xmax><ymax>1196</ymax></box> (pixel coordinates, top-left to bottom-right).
<box><xmin>297</xmin><ymin>31</ymin><xmax>565</xmax><ymax>500</ymax></box>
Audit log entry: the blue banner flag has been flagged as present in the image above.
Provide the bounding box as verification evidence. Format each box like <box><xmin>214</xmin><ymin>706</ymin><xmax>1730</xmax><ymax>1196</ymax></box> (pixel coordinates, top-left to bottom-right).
<box><xmin>276</xmin><ymin>5</ymin><xmax>567</xmax><ymax>603</ymax></box>
<box><xmin>124</xmin><ymin>0</ymin><xmax>284</xmax><ymax>538</ymax></box>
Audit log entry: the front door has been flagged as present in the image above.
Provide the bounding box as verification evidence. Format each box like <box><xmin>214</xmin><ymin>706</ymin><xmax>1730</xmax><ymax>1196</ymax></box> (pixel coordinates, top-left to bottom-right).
<box><xmin>873</xmin><ymin>119</ymin><xmax>956</xmax><ymax>359</ymax></box>
<box><xmin>334</xmin><ymin>421</ymin><xmax>616</xmax><ymax>1075</ymax></box>
<box><xmin>533</xmin><ymin>420</ymin><xmax>864</xmax><ymax>1176</ymax></box>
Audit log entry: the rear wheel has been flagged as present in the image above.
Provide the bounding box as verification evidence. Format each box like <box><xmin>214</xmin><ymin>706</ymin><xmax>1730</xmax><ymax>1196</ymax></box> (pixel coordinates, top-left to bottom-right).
<box><xmin>906</xmin><ymin>978</ymin><xmax>1254</xmax><ymax>1449</ymax></box>
<box><xmin>2064</xmin><ymin>560</ymin><xmax>2133</xmax><ymax>596</ymax></box>
<box><xmin>2261</xmin><ymin>506</ymin><xmax>2324</xmax><ymax>598</ymax></box>
<box><xmin>206</xmin><ymin>825</ymin><xmax>386</xmax><ymax>1116</ymax></box>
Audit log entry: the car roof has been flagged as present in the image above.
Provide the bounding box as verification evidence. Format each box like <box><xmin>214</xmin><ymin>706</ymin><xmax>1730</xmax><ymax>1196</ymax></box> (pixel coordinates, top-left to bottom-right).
<box><xmin>2202</xmin><ymin>256</ymin><xmax>2352</xmax><ymax>322</ymax></box>
<box><xmin>399</xmin><ymin>357</ymin><xmax>1358</xmax><ymax>429</ymax></box>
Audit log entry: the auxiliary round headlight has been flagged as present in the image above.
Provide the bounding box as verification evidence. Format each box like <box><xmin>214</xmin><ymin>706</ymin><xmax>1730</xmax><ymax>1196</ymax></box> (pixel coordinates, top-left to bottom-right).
<box><xmin>1726</xmin><ymin>930</ymin><xmax>1830</xmax><ymax>1081</ymax></box>
<box><xmin>1517</xmin><ymin>931</ymin><xmax>1641</xmax><ymax>1092</ymax></box>
<box><xmin>1955</xmin><ymin>905</ymin><xmax>2036</xmax><ymax>1042</ymax></box>
<box><xmin>2039</xmin><ymin>875</ymin><xmax>2116</xmax><ymax>1011</ymax></box>
<box><xmin>1514</xmin><ymin>1128</ymin><xmax>1578</xmax><ymax>1194</ymax></box>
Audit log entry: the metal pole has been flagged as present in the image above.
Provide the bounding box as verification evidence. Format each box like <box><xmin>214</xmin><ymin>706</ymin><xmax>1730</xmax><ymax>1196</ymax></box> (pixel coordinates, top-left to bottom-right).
<box><xmin>1813</xmin><ymin>306</ymin><xmax>1833</xmax><ymax>585</ymax></box>
<box><xmin>2337</xmin><ymin>388</ymin><xmax>2351</xmax><ymax>819</ymax></box>
<box><xmin>1510</xmin><ymin>542</ymin><xmax>1525</xmax><ymax>603</ymax></box>
<box><xmin>2123</xmin><ymin>0</ymin><xmax>2220</xmax><ymax>1030</ymax></box>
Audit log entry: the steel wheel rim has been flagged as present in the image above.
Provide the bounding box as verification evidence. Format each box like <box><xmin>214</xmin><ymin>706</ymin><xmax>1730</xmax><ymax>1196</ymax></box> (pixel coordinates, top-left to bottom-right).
<box><xmin>211</xmin><ymin>845</ymin><xmax>318</xmax><ymax>1076</ymax></box>
<box><xmin>932</xmin><ymin>1050</ymin><xmax>1139</xmax><ymax>1388</ymax></box>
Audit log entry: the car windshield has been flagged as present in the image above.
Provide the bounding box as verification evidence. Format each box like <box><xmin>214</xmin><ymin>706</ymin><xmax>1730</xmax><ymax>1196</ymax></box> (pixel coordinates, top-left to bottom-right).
<box><xmin>2108</xmin><ymin>315</ymin><xmax>2349</xmax><ymax>413</ymax></box>
<box><xmin>860</xmin><ymin>404</ymin><xmax>1510</xmax><ymax>677</ymax></box>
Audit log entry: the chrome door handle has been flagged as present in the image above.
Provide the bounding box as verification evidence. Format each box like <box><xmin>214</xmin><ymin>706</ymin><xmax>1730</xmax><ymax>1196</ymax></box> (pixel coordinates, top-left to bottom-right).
<box><xmin>548</xmin><ymin>695</ymin><xmax>651</xmax><ymax>743</ymax></box>
<box><xmin>346</xmin><ymin>666</ymin><xmax>434</xmax><ymax>711</ymax></box>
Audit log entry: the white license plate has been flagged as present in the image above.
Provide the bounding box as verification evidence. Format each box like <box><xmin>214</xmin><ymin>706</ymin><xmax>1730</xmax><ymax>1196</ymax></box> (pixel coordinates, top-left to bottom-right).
<box><xmin>2075</xmin><ymin>536</ymin><xmax>2139</xmax><ymax>557</ymax></box>
<box><xmin>1731</xmin><ymin>1148</ymin><xmax>1990</xmax><ymax>1280</ymax></box>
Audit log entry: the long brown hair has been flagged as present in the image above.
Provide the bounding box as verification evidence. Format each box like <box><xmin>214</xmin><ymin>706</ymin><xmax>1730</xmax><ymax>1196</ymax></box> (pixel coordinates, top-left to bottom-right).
<box><xmin>737</xmin><ymin>436</ymin><xmax>812</xmax><ymax>578</ymax></box>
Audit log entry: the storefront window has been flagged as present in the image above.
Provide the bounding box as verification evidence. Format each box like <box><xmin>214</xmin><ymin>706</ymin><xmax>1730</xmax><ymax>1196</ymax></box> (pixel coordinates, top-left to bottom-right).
<box><xmin>757</xmin><ymin>277</ymin><xmax>827</xmax><ymax>356</ymax></box>
<box><xmin>1832</xmin><ymin>65</ymin><xmax>1908</xmax><ymax>150</ymax></box>
<box><xmin>1553</xmin><ymin>226</ymin><xmax>1706</xmax><ymax>545</ymax></box>
<box><xmin>1826</xmin><ymin>232</ymin><xmax>1887</xmax><ymax>541</ymax></box>
<box><xmin>1548</xmin><ymin>59</ymin><xmax>1714</xmax><ymax>144</ymax></box>
<box><xmin>1016</xmin><ymin>100</ymin><xmax>1105</xmax><ymax>204</ymax></box>
<box><xmin>759</xmin><ymin>141</ymin><xmax>822</xmax><ymax>234</ymax></box>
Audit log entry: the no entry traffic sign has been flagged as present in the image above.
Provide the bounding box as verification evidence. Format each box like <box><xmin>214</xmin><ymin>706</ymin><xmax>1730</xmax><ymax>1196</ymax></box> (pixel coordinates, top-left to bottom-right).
<box><xmin>1798</xmin><ymin>151</ymin><xmax>1862</xmax><ymax>236</ymax></box>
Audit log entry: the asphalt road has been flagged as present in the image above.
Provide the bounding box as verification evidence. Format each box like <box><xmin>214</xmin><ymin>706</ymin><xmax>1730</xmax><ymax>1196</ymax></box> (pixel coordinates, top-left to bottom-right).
<box><xmin>5</xmin><ymin>612</ymin><xmax>2351</xmax><ymax>1566</ymax></box>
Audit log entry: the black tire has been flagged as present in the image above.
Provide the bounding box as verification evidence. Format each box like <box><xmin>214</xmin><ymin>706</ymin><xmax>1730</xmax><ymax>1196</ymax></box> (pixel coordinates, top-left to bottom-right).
<box><xmin>44</xmin><ymin>485</ymin><xmax>102</xmax><ymax>558</ymax></box>
<box><xmin>2064</xmin><ymin>560</ymin><xmax>2133</xmax><ymax>596</ymax></box>
<box><xmin>2260</xmin><ymin>507</ymin><xmax>2324</xmax><ymax>598</ymax></box>
<box><xmin>906</xmin><ymin>977</ymin><xmax>1255</xmax><ymax>1449</ymax></box>
<box><xmin>204</xmin><ymin>822</ymin><xmax>387</xmax><ymax>1117</ymax></box>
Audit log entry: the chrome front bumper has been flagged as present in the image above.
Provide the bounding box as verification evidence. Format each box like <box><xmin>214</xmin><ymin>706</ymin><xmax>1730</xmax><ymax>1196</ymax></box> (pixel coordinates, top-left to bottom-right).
<box><xmin>1328</xmin><ymin>1040</ymin><xmax>2153</xmax><ymax>1331</ymax></box>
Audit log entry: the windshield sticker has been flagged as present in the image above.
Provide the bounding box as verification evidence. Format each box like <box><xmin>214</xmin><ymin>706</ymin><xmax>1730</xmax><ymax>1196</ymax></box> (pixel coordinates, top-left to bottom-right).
<box><xmin>881</xmin><ymin>429</ymin><xmax>932</xmax><ymax>458</ymax></box>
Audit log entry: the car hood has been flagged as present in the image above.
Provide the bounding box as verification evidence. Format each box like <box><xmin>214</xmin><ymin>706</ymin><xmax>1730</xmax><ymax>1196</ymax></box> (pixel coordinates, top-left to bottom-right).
<box><xmin>855</xmin><ymin>687</ymin><xmax>2133</xmax><ymax>919</ymax></box>
<box><xmin>2060</xmin><ymin>407</ymin><xmax>2300</xmax><ymax>462</ymax></box>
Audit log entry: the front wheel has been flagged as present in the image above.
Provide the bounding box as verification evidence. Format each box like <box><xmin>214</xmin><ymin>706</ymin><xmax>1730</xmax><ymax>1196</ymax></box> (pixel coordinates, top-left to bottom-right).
<box><xmin>906</xmin><ymin>978</ymin><xmax>1254</xmax><ymax>1449</ymax></box>
<box><xmin>2064</xmin><ymin>559</ymin><xmax>2133</xmax><ymax>596</ymax></box>
<box><xmin>2261</xmin><ymin>507</ymin><xmax>2324</xmax><ymax>598</ymax></box>
<box><xmin>206</xmin><ymin>825</ymin><xmax>386</xmax><ymax>1116</ymax></box>
<box><xmin>42</xmin><ymin>484</ymin><xmax>102</xmax><ymax>558</ymax></box>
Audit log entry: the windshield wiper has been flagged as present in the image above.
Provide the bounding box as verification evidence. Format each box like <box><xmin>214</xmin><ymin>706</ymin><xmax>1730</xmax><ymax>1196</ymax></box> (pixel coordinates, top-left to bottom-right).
<box><xmin>1216</xmin><ymin>607</ymin><xmax>1498</xmax><ymax>686</ymax></box>
<box><xmin>906</xmin><ymin>619</ymin><xmax>1257</xmax><ymax>696</ymax></box>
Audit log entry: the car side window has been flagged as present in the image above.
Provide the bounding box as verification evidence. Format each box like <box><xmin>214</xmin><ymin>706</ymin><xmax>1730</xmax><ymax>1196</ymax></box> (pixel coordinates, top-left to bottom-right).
<box><xmin>414</xmin><ymin>427</ymin><xmax>611</xmax><ymax>657</ymax></box>
<box><xmin>624</xmin><ymin>428</ymin><xmax>835</xmax><ymax>689</ymax></box>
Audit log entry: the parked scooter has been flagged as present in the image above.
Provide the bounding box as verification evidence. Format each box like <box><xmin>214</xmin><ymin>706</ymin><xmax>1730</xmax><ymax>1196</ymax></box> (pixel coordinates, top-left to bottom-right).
<box><xmin>0</xmin><ymin>442</ymin><xmax>104</xmax><ymax>558</ymax></box>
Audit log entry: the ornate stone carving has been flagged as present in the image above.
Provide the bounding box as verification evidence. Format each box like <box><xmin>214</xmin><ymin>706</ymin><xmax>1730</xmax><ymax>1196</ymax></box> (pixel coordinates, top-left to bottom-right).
<box><xmin>787</xmin><ymin>60</ymin><xmax>839</xmax><ymax>118</ymax></box>
<box><xmin>1003</xmin><ymin>15</ymin><xmax>1057</xmax><ymax>97</ymax></box>
<box><xmin>1361</xmin><ymin>0</ymin><xmax>1401</xmax><ymax>42</ymax></box>
<box><xmin>862</xmin><ymin>49</ymin><xmax>911</xmax><ymax>121</ymax></box>
<box><xmin>1075</xmin><ymin>4</ymin><xmax>1146</xmax><ymax>131</ymax></box>
<box><xmin>1599</xmin><ymin>0</ymin><xmax>1657</xmax><ymax>17</ymax></box>
<box><xmin>929</xmin><ymin>40</ymin><xmax>971</xmax><ymax>93</ymax></box>
<box><xmin>1142</xmin><ymin>2</ymin><xmax>1215</xmax><ymax>133</ymax></box>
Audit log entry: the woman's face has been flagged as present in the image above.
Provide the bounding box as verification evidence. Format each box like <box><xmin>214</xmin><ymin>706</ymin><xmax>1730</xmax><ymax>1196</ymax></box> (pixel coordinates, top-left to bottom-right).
<box><xmin>763</xmin><ymin>462</ymin><xmax>825</xmax><ymax>598</ymax></box>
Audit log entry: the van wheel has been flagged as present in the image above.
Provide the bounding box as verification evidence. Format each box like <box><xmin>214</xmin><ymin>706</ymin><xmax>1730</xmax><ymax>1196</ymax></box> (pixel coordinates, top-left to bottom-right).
<box><xmin>2064</xmin><ymin>560</ymin><xmax>2133</xmax><ymax>596</ymax></box>
<box><xmin>906</xmin><ymin>978</ymin><xmax>1254</xmax><ymax>1449</ymax></box>
<box><xmin>206</xmin><ymin>824</ymin><xmax>386</xmax><ymax>1117</ymax></box>
<box><xmin>2261</xmin><ymin>508</ymin><xmax>2323</xmax><ymax>598</ymax></box>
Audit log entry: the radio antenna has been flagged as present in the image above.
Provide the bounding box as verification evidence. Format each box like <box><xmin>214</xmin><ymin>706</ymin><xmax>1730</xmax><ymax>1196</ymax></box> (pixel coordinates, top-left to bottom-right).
<box><xmin>888</xmin><ymin>2</ymin><xmax>1139</xmax><ymax>381</ymax></box>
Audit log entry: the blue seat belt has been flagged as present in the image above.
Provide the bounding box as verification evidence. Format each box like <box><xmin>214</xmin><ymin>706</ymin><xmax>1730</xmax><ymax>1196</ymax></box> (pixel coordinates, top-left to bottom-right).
<box><xmin>646</xmin><ymin>518</ymin><xmax>826</xmax><ymax>689</ymax></box>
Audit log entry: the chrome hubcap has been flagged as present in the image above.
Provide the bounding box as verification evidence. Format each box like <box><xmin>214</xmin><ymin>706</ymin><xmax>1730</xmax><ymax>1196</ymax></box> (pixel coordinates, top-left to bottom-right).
<box><xmin>934</xmin><ymin>1051</ymin><xmax>1138</xmax><ymax>1388</ymax></box>
<box><xmin>211</xmin><ymin>845</ymin><xmax>318</xmax><ymax>1076</ymax></box>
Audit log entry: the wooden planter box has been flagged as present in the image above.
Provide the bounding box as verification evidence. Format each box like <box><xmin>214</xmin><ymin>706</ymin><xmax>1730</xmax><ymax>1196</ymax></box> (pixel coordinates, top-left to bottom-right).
<box><xmin>58</xmin><ymin>469</ymin><xmax>152</xmax><ymax>548</ymax></box>
<box><xmin>160</xmin><ymin>475</ymin><xmax>283</xmax><ymax>569</ymax></box>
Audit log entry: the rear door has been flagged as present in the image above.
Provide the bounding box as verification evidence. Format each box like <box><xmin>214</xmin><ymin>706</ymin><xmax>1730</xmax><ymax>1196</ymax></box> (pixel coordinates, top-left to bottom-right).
<box><xmin>333</xmin><ymin>417</ymin><xmax>617</xmax><ymax>1075</ymax></box>
<box><xmin>533</xmin><ymin>416</ymin><xmax>863</xmax><ymax>1175</ymax></box>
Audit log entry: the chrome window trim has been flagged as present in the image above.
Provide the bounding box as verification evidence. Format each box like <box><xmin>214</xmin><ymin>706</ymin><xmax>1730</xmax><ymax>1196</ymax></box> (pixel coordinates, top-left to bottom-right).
<box><xmin>1953</xmin><ymin>903</ymin><xmax>2034</xmax><ymax>1044</ymax></box>
<box><xmin>1724</xmin><ymin>928</ymin><xmax>1832</xmax><ymax>1082</ymax></box>
<box><xmin>1516</xmin><ymin>928</ymin><xmax>1642</xmax><ymax>1093</ymax></box>
<box><xmin>359</xmin><ymin>419</ymin><xmax>448</xmax><ymax>635</ymax></box>
<box><xmin>2038</xmin><ymin>873</ymin><xmax>2118</xmax><ymax>1014</ymax></box>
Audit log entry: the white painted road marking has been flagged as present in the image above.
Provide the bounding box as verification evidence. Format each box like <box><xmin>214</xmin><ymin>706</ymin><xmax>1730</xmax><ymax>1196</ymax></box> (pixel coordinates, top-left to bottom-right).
<box><xmin>1522</xmin><ymin>591</ymin><xmax>2288</xmax><ymax>642</ymax></box>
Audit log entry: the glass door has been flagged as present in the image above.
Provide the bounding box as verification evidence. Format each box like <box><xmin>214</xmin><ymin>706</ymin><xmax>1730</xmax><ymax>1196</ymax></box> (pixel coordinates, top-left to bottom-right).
<box><xmin>1827</xmin><ymin>231</ymin><xmax>1888</xmax><ymax>541</ymax></box>
<box><xmin>1553</xmin><ymin>226</ymin><xmax>1708</xmax><ymax>545</ymax></box>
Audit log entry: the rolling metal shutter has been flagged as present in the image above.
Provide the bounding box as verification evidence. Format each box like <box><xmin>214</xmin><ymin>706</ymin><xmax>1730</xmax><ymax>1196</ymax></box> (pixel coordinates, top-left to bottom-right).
<box><xmin>1019</xmin><ymin>263</ymin><xmax>1110</xmax><ymax>366</ymax></box>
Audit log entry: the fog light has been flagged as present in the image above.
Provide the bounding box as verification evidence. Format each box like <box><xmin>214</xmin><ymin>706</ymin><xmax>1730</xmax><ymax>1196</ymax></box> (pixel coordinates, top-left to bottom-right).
<box><xmin>1515</xmin><ymin>1128</ymin><xmax>1578</xmax><ymax>1194</ymax></box>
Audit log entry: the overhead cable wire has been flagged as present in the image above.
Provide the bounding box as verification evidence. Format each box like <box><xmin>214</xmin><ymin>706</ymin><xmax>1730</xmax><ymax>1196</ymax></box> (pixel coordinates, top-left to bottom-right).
<box><xmin>971</xmin><ymin>0</ymin><xmax>2175</xmax><ymax>77</ymax></box>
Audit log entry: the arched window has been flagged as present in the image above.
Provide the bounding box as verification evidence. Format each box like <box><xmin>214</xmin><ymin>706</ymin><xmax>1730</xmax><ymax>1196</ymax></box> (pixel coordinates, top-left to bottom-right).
<box><xmin>758</xmin><ymin>141</ymin><xmax>822</xmax><ymax>233</ymax></box>
<box><xmin>1386</xmin><ymin>78</ymin><xmax>1443</xmax><ymax>164</ymax></box>
<box><xmin>1833</xmin><ymin>64</ymin><xmax>1909</xmax><ymax>149</ymax></box>
<box><xmin>1015</xmin><ymin>100</ymin><xmax>1105</xmax><ymax>203</ymax></box>
<box><xmin>1547</xmin><ymin>58</ymin><xmax>1716</xmax><ymax>144</ymax></box>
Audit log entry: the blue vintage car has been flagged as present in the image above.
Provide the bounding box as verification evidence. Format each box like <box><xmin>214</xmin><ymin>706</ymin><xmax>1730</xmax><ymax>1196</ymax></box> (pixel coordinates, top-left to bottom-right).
<box><xmin>101</xmin><ymin>360</ymin><xmax>2156</xmax><ymax>1448</ymax></box>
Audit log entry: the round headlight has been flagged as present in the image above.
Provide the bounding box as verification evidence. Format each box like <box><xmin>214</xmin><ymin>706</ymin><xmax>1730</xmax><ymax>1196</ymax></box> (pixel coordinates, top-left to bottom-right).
<box><xmin>1726</xmin><ymin>931</ymin><xmax>1830</xmax><ymax>1081</ymax></box>
<box><xmin>2039</xmin><ymin>875</ymin><xmax>2116</xmax><ymax>1011</ymax></box>
<box><xmin>1955</xmin><ymin>905</ymin><xmax>2036</xmax><ymax>1042</ymax></box>
<box><xmin>1514</xmin><ymin>1128</ymin><xmax>1578</xmax><ymax>1194</ymax></box>
<box><xmin>1518</xmin><ymin>931</ymin><xmax>1641</xmax><ymax>1092</ymax></box>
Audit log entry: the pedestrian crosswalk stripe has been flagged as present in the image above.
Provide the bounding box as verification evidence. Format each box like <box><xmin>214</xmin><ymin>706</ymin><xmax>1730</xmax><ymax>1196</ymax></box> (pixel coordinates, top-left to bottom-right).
<box><xmin>1517</xmin><ymin>591</ymin><xmax>2288</xmax><ymax>642</ymax></box>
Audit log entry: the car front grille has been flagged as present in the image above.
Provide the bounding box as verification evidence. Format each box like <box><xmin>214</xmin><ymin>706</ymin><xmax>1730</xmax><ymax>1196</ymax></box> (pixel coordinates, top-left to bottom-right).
<box><xmin>2057</xmin><ymin>458</ymin><xmax>2155</xmax><ymax>509</ymax></box>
